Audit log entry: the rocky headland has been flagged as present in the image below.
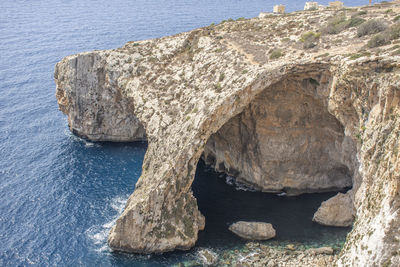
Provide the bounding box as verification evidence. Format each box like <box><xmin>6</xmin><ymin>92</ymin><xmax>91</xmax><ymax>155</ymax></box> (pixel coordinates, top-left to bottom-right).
<box><xmin>55</xmin><ymin>1</ymin><xmax>400</xmax><ymax>266</ymax></box>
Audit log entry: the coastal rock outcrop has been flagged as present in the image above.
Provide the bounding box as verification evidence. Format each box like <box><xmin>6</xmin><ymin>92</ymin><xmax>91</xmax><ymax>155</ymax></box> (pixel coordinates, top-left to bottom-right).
<box><xmin>313</xmin><ymin>192</ymin><xmax>355</xmax><ymax>227</ymax></box>
<box><xmin>55</xmin><ymin>1</ymin><xmax>400</xmax><ymax>266</ymax></box>
<box><xmin>229</xmin><ymin>221</ymin><xmax>276</xmax><ymax>240</ymax></box>
<box><xmin>55</xmin><ymin>53</ymin><xmax>146</xmax><ymax>142</ymax></box>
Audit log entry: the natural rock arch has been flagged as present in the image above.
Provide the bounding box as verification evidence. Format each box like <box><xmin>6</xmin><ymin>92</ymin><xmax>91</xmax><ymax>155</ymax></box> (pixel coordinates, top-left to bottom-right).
<box><xmin>106</xmin><ymin>65</ymin><xmax>358</xmax><ymax>254</ymax></box>
<box><xmin>55</xmin><ymin>6</ymin><xmax>400</xmax><ymax>264</ymax></box>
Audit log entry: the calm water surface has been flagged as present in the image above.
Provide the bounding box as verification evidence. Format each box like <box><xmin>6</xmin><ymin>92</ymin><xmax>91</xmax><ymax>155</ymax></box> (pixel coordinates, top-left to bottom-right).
<box><xmin>1</xmin><ymin>0</ymin><xmax>379</xmax><ymax>266</ymax></box>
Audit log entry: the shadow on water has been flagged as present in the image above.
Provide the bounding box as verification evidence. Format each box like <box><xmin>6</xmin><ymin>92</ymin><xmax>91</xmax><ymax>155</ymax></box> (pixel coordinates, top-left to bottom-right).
<box><xmin>192</xmin><ymin>160</ymin><xmax>351</xmax><ymax>250</ymax></box>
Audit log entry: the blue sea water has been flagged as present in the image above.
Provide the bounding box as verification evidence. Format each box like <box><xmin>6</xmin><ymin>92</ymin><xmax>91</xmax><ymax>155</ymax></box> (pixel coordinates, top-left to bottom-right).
<box><xmin>0</xmin><ymin>0</ymin><xmax>383</xmax><ymax>266</ymax></box>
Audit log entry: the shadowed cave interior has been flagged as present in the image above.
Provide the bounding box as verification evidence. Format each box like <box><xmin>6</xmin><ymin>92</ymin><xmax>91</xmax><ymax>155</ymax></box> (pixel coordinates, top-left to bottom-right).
<box><xmin>192</xmin><ymin>76</ymin><xmax>356</xmax><ymax>249</ymax></box>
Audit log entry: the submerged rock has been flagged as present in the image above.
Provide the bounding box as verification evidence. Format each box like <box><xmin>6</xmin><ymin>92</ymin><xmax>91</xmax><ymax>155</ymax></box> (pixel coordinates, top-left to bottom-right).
<box><xmin>229</xmin><ymin>221</ymin><xmax>276</xmax><ymax>240</ymax></box>
<box><xmin>286</xmin><ymin>244</ymin><xmax>296</xmax><ymax>251</ymax></box>
<box><xmin>313</xmin><ymin>192</ymin><xmax>355</xmax><ymax>227</ymax></box>
<box><xmin>198</xmin><ymin>249</ymin><xmax>219</xmax><ymax>266</ymax></box>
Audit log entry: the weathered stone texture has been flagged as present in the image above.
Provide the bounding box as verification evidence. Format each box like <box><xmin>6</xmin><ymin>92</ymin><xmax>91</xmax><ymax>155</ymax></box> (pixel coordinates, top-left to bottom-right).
<box><xmin>229</xmin><ymin>221</ymin><xmax>276</xmax><ymax>240</ymax></box>
<box><xmin>313</xmin><ymin>192</ymin><xmax>355</xmax><ymax>227</ymax></box>
<box><xmin>55</xmin><ymin>52</ymin><xmax>145</xmax><ymax>142</ymax></box>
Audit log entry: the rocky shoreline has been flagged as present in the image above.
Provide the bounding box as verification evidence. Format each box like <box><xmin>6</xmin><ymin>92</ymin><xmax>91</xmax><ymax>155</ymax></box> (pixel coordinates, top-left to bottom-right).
<box><xmin>175</xmin><ymin>242</ymin><xmax>340</xmax><ymax>267</ymax></box>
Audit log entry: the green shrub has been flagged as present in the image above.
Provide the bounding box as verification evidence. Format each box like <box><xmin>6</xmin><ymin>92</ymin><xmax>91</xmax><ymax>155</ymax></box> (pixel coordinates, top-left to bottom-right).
<box><xmin>270</xmin><ymin>48</ymin><xmax>284</xmax><ymax>59</ymax></box>
<box><xmin>322</xmin><ymin>15</ymin><xmax>365</xmax><ymax>35</ymax></box>
<box><xmin>367</xmin><ymin>23</ymin><xmax>400</xmax><ymax>48</ymax></box>
<box><xmin>300</xmin><ymin>31</ymin><xmax>321</xmax><ymax>49</ymax></box>
<box><xmin>367</xmin><ymin>32</ymin><xmax>391</xmax><ymax>48</ymax></box>
<box><xmin>349</xmin><ymin>51</ymin><xmax>371</xmax><ymax>59</ymax></box>
<box><xmin>349</xmin><ymin>53</ymin><xmax>363</xmax><ymax>60</ymax></box>
<box><xmin>357</xmin><ymin>20</ymin><xmax>388</xmax><ymax>37</ymax></box>
<box><xmin>394</xmin><ymin>16</ymin><xmax>400</xmax><ymax>22</ymax></box>
<box><xmin>322</xmin><ymin>15</ymin><xmax>347</xmax><ymax>34</ymax></box>
<box><xmin>389</xmin><ymin>23</ymin><xmax>400</xmax><ymax>39</ymax></box>
<box><xmin>355</xmin><ymin>11</ymin><xmax>367</xmax><ymax>16</ymax></box>
<box><xmin>347</xmin><ymin>17</ymin><xmax>366</xmax><ymax>28</ymax></box>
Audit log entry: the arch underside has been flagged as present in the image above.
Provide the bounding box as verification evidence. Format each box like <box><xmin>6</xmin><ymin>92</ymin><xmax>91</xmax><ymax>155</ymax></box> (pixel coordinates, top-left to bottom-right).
<box><xmin>203</xmin><ymin>77</ymin><xmax>356</xmax><ymax>196</ymax></box>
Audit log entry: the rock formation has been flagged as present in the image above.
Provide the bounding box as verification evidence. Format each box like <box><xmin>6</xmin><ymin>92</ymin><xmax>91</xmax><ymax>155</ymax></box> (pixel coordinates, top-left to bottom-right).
<box><xmin>55</xmin><ymin>1</ymin><xmax>400</xmax><ymax>266</ymax></box>
<box><xmin>313</xmin><ymin>192</ymin><xmax>355</xmax><ymax>227</ymax></box>
<box><xmin>55</xmin><ymin>53</ymin><xmax>146</xmax><ymax>142</ymax></box>
<box><xmin>229</xmin><ymin>221</ymin><xmax>276</xmax><ymax>240</ymax></box>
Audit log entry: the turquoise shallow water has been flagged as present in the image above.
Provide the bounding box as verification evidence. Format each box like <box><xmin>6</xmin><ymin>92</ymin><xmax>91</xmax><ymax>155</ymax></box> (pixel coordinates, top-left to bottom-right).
<box><xmin>0</xmin><ymin>0</ymin><xmax>379</xmax><ymax>266</ymax></box>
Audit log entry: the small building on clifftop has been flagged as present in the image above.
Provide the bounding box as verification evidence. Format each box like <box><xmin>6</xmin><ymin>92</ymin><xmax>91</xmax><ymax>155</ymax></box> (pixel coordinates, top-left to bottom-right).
<box><xmin>304</xmin><ymin>2</ymin><xmax>319</xmax><ymax>10</ymax></box>
<box><xmin>273</xmin><ymin>5</ymin><xmax>285</xmax><ymax>14</ymax></box>
<box><xmin>329</xmin><ymin>1</ymin><xmax>344</xmax><ymax>9</ymax></box>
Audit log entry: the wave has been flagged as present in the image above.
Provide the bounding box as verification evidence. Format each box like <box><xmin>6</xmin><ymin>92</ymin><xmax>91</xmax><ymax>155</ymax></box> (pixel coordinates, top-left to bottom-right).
<box><xmin>86</xmin><ymin>195</ymin><xmax>129</xmax><ymax>253</ymax></box>
<box><xmin>63</xmin><ymin>129</ymin><xmax>101</xmax><ymax>148</ymax></box>
<box><xmin>225</xmin><ymin>175</ymin><xmax>256</xmax><ymax>192</ymax></box>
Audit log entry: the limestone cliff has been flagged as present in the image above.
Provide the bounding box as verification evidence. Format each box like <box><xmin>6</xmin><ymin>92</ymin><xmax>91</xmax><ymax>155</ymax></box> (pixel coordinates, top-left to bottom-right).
<box><xmin>55</xmin><ymin>1</ymin><xmax>400</xmax><ymax>266</ymax></box>
<box><xmin>55</xmin><ymin>53</ymin><xmax>146</xmax><ymax>141</ymax></box>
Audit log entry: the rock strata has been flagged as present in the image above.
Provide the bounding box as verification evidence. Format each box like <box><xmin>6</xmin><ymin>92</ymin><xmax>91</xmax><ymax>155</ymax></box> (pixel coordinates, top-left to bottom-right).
<box><xmin>228</xmin><ymin>221</ymin><xmax>276</xmax><ymax>240</ymax></box>
<box><xmin>55</xmin><ymin>1</ymin><xmax>400</xmax><ymax>266</ymax></box>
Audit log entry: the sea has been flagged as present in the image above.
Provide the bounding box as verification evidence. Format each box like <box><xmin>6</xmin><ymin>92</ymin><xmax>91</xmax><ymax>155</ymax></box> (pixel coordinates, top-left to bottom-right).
<box><xmin>0</xmin><ymin>0</ymin><xmax>381</xmax><ymax>266</ymax></box>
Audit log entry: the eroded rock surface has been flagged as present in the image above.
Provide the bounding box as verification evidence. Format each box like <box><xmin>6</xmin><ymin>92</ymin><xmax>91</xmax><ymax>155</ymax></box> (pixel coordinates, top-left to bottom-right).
<box><xmin>229</xmin><ymin>221</ymin><xmax>276</xmax><ymax>240</ymax></box>
<box><xmin>313</xmin><ymin>192</ymin><xmax>355</xmax><ymax>227</ymax></box>
<box><xmin>198</xmin><ymin>248</ymin><xmax>219</xmax><ymax>266</ymax></box>
<box><xmin>55</xmin><ymin>53</ymin><xmax>146</xmax><ymax>142</ymax></box>
<box><xmin>306</xmin><ymin>247</ymin><xmax>334</xmax><ymax>255</ymax></box>
<box><xmin>204</xmin><ymin>78</ymin><xmax>353</xmax><ymax>195</ymax></box>
<box><xmin>55</xmin><ymin>1</ymin><xmax>400</xmax><ymax>266</ymax></box>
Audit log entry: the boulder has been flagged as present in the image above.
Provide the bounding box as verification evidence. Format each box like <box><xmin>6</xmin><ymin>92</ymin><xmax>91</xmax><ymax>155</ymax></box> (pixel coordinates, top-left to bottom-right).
<box><xmin>306</xmin><ymin>247</ymin><xmax>334</xmax><ymax>255</ymax></box>
<box><xmin>229</xmin><ymin>221</ymin><xmax>276</xmax><ymax>240</ymax></box>
<box><xmin>313</xmin><ymin>192</ymin><xmax>355</xmax><ymax>227</ymax></box>
<box><xmin>198</xmin><ymin>248</ymin><xmax>218</xmax><ymax>266</ymax></box>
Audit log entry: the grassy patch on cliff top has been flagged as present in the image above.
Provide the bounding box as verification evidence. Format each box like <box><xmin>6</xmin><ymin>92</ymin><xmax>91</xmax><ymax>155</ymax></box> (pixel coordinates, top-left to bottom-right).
<box><xmin>269</xmin><ymin>48</ymin><xmax>284</xmax><ymax>59</ymax></box>
<box><xmin>321</xmin><ymin>14</ymin><xmax>366</xmax><ymax>35</ymax></box>
<box><xmin>367</xmin><ymin>22</ymin><xmax>400</xmax><ymax>48</ymax></box>
<box><xmin>300</xmin><ymin>31</ymin><xmax>321</xmax><ymax>49</ymax></box>
<box><xmin>357</xmin><ymin>19</ymin><xmax>388</xmax><ymax>37</ymax></box>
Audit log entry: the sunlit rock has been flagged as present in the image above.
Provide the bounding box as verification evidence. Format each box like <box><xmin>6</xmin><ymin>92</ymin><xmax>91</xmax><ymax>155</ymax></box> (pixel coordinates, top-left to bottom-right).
<box><xmin>229</xmin><ymin>221</ymin><xmax>276</xmax><ymax>240</ymax></box>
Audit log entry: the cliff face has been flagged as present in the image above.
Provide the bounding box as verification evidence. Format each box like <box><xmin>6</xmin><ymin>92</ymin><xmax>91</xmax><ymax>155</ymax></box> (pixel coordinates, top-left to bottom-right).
<box><xmin>55</xmin><ymin>2</ymin><xmax>400</xmax><ymax>266</ymax></box>
<box><xmin>55</xmin><ymin>53</ymin><xmax>146</xmax><ymax>142</ymax></box>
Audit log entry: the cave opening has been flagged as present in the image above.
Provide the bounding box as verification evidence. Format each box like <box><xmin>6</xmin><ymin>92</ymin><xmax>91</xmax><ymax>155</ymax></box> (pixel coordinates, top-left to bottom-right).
<box><xmin>191</xmin><ymin>75</ymin><xmax>357</xmax><ymax>250</ymax></box>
